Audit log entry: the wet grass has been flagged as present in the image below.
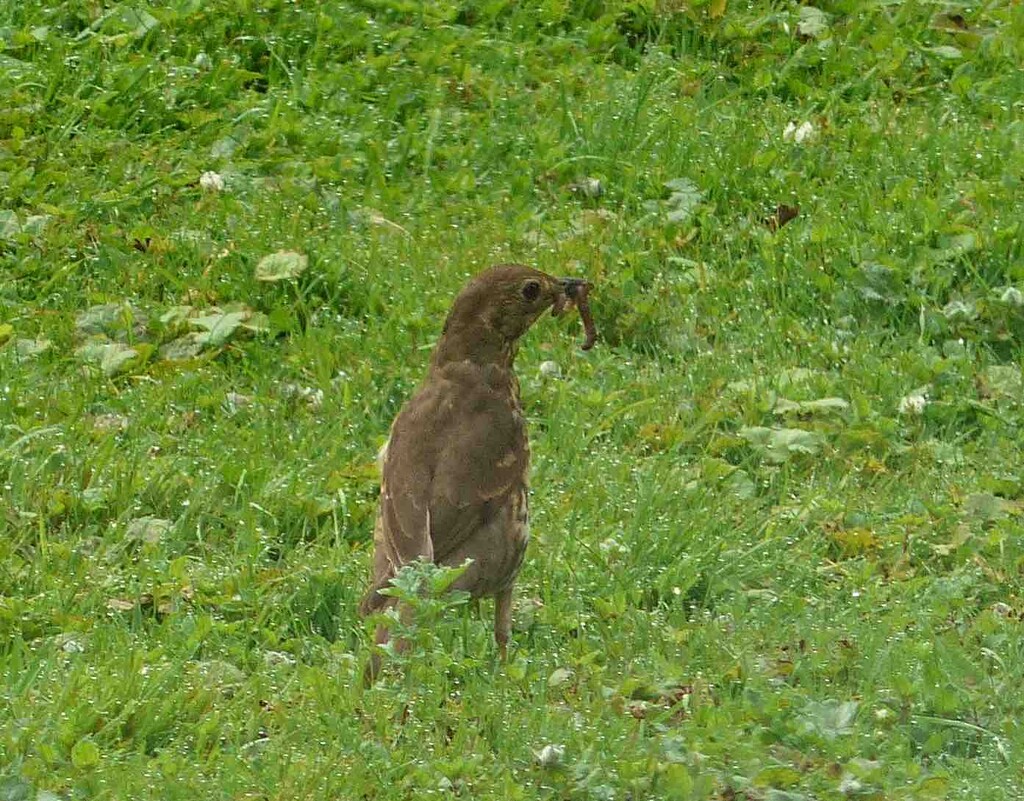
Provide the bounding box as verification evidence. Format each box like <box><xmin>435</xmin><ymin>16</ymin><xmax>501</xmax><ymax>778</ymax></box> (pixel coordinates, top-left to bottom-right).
<box><xmin>2</xmin><ymin>0</ymin><xmax>1023</xmax><ymax>798</ymax></box>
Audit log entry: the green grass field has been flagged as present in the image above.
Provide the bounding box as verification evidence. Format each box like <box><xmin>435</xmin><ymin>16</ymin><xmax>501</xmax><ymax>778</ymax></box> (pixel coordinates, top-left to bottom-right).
<box><xmin>2</xmin><ymin>1</ymin><xmax>1023</xmax><ymax>797</ymax></box>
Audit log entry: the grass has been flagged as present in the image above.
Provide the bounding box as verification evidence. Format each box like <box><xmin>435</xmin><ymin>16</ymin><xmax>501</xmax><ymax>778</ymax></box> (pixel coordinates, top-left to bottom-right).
<box><xmin>2</xmin><ymin>0</ymin><xmax>1023</xmax><ymax>797</ymax></box>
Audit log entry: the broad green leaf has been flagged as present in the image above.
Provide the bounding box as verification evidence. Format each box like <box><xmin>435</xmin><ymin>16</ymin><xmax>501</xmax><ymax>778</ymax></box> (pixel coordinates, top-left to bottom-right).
<box><xmin>661</xmin><ymin>763</ymin><xmax>694</xmax><ymax>794</ymax></box>
<box><xmin>159</xmin><ymin>305</ymin><xmax>194</xmax><ymax>329</ymax></box>
<box><xmin>428</xmin><ymin>559</ymin><xmax>472</xmax><ymax>594</ymax></box>
<box><xmin>0</xmin><ymin>776</ymin><xmax>31</xmax><ymax>801</ymax></box>
<box><xmin>773</xmin><ymin>397</ymin><xmax>849</xmax><ymax>416</ymax></box>
<box><xmin>159</xmin><ymin>334</ymin><xmax>204</xmax><ymax>361</ymax></box>
<box><xmin>74</xmin><ymin>303</ymin><xmax>147</xmax><ymax>338</ymax></box>
<box><xmin>738</xmin><ymin>426</ymin><xmax>824</xmax><ymax>463</ymax></box>
<box><xmin>799</xmin><ymin>699</ymin><xmax>858</xmax><ymax>739</ymax></box>
<box><xmin>548</xmin><ymin>667</ymin><xmax>574</xmax><ymax>687</ymax></box>
<box><xmin>75</xmin><ymin>341</ymin><xmax>140</xmax><ymax>376</ymax></box>
<box><xmin>126</xmin><ymin>516</ymin><xmax>172</xmax><ymax>544</ymax></box>
<box><xmin>20</xmin><ymin>215</ymin><xmax>50</xmax><ymax>235</ymax></box>
<box><xmin>777</xmin><ymin>367</ymin><xmax>820</xmax><ymax>389</ymax></box>
<box><xmin>925</xmin><ymin>45</ymin><xmax>962</xmax><ymax>60</ymax></box>
<box><xmin>191</xmin><ymin>659</ymin><xmax>246</xmax><ymax>695</ymax></box>
<box><xmin>107</xmin><ymin>6</ymin><xmax>160</xmax><ymax>38</ymax></box>
<box><xmin>797</xmin><ymin>6</ymin><xmax>829</xmax><ymax>39</ymax></box>
<box><xmin>14</xmin><ymin>339</ymin><xmax>51</xmax><ymax>359</ymax></box>
<box><xmin>70</xmin><ymin>738</ymin><xmax>101</xmax><ymax>769</ymax></box>
<box><xmin>914</xmin><ymin>774</ymin><xmax>950</xmax><ymax>798</ymax></box>
<box><xmin>0</xmin><ymin>210</ymin><xmax>20</xmax><ymax>239</ymax></box>
<box><xmin>663</xmin><ymin>178</ymin><xmax>703</xmax><ymax>224</ymax></box>
<box><xmin>755</xmin><ymin>765</ymin><xmax>802</xmax><ymax>788</ymax></box>
<box><xmin>980</xmin><ymin>365</ymin><xmax>1021</xmax><ymax>401</ymax></box>
<box><xmin>700</xmin><ymin>457</ymin><xmax>756</xmax><ymax>498</ymax></box>
<box><xmin>191</xmin><ymin>311</ymin><xmax>247</xmax><ymax>347</ymax></box>
<box><xmin>255</xmin><ymin>250</ymin><xmax>308</xmax><ymax>282</ymax></box>
<box><xmin>963</xmin><ymin>492</ymin><xmax>1014</xmax><ymax>522</ymax></box>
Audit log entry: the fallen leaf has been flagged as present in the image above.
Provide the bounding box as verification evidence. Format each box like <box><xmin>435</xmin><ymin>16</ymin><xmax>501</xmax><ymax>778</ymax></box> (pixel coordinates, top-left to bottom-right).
<box><xmin>828</xmin><ymin>527</ymin><xmax>879</xmax><ymax>557</ymax></box>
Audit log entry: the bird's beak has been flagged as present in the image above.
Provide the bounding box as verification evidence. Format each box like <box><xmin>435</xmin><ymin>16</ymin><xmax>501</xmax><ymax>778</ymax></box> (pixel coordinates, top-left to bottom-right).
<box><xmin>559</xmin><ymin>277</ymin><xmax>590</xmax><ymax>294</ymax></box>
<box><xmin>552</xmin><ymin>278</ymin><xmax>591</xmax><ymax>317</ymax></box>
<box><xmin>553</xmin><ymin>277</ymin><xmax>597</xmax><ymax>350</ymax></box>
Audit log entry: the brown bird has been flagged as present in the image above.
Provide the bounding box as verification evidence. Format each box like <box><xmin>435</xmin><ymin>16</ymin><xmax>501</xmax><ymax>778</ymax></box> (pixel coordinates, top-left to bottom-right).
<box><xmin>360</xmin><ymin>264</ymin><xmax>594</xmax><ymax>674</ymax></box>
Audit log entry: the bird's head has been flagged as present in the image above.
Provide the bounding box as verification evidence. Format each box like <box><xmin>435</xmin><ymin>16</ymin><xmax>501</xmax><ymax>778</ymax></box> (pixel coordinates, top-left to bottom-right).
<box><xmin>434</xmin><ymin>264</ymin><xmax>595</xmax><ymax>367</ymax></box>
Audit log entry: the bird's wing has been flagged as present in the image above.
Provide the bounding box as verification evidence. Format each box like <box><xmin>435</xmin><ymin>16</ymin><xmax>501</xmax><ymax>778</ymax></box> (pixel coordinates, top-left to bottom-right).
<box><xmin>429</xmin><ymin>397</ymin><xmax>529</xmax><ymax>561</ymax></box>
<box><xmin>376</xmin><ymin>419</ymin><xmax>435</xmax><ymax>572</ymax></box>
<box><xmin>360</xmin><ymin>414</ymin><xmax>438</xmax><ymax>615</ymax></box>
<box><xmin>372</xmin><ymin>370</ymin><xmax>528</xmax><ymax>574</ymax></box>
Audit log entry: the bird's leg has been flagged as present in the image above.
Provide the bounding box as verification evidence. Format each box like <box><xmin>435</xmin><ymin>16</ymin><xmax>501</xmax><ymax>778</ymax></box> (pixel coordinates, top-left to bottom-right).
<box><xmin>363</xmin><ymin>623</ymin><xmax>389</xmax><ymax>685</ymax></box>
<box><xmin>494</xmin><ymin>588</ymin><xmax>513</xmax><ymax>661</ymax></box>
<box><xmin>363</xmin><ymin>603</ymin><xmax>415</xmax><ymax>685</ymax></box>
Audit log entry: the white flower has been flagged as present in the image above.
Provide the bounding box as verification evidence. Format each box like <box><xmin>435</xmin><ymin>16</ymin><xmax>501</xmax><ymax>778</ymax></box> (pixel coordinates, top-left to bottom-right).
<box><xmin>941</xmin><ymin>299</ymin><xmax>975</xmax><ymax>320</ymax></box>
<box><xmin>783</xmin><ymin>120</ymin><xmax>815</xmax><ymax>144</ymax></box>
<box><xmin>991</xmin><ymin>602</ymin><xmax>1013</xmax><ymax>618</ymax></box>
<box><xmin>200</xmin><ymin>171</ymin><xmax>225</xmax><ymax>192</ymax></box>
<box><xmin>282</xmin><ymin>383</ymin><xmax>324</xmax><ymax>409</ymax></box>
<box><xmin>534</xmin><ymin>744</ymin><xmax>565</xmax><ymax>768</ymax></box>
<box><xmin>898</xmin><ymin>389</ymin><xmax>929</xmax><ymax>415</ymax></box>
<box><xmin>999</xmin><ymin>286</ymin><xmax>1024</xmax><ymax>306</ymax></box>
<box><xmin>538</xmin><ymin>360</ymin><xmax>561</xmax><ymax>379</ymax></box>
<box><xmin>224</xmin><ymin>392</ymin><xmax>253</xmax><ymax>414</ymax></box>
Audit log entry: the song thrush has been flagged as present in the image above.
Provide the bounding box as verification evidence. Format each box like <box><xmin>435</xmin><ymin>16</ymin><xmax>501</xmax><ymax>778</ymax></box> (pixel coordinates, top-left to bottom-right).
<box><xmin>360</xmin><ymin>263</ymin><xmax>594</xmax><ymax>674</ymax></box>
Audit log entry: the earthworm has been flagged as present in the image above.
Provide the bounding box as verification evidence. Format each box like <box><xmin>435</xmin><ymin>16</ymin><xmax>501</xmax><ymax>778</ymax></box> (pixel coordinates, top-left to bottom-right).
<box><xmin>573</xmin><ymin>281</ymin><xmax>597</xmax><ymax>350</ymax></box>
<box><xmin>553</xmin><ymin>279</ymin><xmax>597</xmax><ymax>350</ymax></box>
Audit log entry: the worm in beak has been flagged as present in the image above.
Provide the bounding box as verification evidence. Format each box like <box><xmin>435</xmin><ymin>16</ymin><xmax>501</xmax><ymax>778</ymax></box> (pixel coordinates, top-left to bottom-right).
<box><xmin>555</xmin><ymin>278</ymin><xmax>597</xmax><ymax>350</ymax></box>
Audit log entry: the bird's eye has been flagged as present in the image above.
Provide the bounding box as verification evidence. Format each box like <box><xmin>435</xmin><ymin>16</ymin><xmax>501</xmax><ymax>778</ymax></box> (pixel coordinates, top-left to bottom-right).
<box><xmin>521</xmin><ymin>280</ymin><xmax>541</xmax><ymax>302</ymax></box>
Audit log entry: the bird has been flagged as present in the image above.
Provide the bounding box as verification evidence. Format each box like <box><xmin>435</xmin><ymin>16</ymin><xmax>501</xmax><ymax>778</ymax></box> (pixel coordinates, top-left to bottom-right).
<box><xmin>359</xmin><ymin>263</ymin><xmax>594</xmax><ymax>677</ymax></box>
